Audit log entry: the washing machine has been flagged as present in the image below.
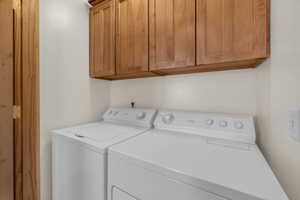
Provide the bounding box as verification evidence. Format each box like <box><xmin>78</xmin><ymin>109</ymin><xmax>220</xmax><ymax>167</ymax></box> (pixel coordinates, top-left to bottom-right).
<box><xmin>52</xmin><ymin>107</ymin><xmax>157</xmax><ymax>200</ymax></box>
<box><xmin>108</xmin><ymin>110</ymin><xmax>289</xmax><ymax>200</ymax></box>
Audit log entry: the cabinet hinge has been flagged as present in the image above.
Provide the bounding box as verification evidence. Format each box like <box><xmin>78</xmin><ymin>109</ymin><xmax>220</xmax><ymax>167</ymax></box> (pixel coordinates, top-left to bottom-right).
<box><xmin>13</xmin><ymin>105</ymin><xmax>21</xmax><ymax>119</ymax></box>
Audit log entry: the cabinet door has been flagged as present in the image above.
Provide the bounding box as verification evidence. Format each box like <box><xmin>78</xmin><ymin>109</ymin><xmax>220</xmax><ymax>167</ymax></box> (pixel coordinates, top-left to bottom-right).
<box><xmin>149</xmin><ymin>0</ymin><xmax>196</xmax><ymax>71</ymax></box>
<box><xmin>197</xmin><ymin>0</ymin><xmax>269</xmax><ymax>65</ymax></box>
<box><xmin>90</xmin><ymin>0</ymin><xmax>115</xmax><ymax>77</ymax></box>
<box><xmin>116</xmin><ymin>0</ymin><xmax>149</xmax><ymax>74</ymax></box>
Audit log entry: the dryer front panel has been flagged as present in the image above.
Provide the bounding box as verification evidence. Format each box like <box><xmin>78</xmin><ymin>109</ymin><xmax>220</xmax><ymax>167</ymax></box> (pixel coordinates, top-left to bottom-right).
<box><xmin>108</xmin><ymin>154</ymin><xmax>227</xmax><ymax>200</ymax></box>
<box><xmin>112</xmin><ymin>187</ymin><xmax>138</xmax><ymax>200</ymax></box>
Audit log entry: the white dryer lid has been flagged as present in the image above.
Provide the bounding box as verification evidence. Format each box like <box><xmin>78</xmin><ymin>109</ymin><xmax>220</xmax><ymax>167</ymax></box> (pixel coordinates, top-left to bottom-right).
<box><xmin>109</xmin><ymin>109</ymin><xmax>289</xmax><ymax>200</ymax></box>
<box><xmin>109</xmin><ymin>130</ymin><xmax>288</xmax><ymax>200</ymax></box>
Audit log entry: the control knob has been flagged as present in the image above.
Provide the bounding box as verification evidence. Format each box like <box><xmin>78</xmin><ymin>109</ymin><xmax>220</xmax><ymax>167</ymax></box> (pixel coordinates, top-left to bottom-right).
<box><xmin>206</xmin><ymin>119</ymin><xmax>214</xmax><ymax>126</ymax></box>
<box><xmin>162</xmin><ymin>114</ymin><xmax>174</xmax><ymax>124</ymax></box>
<box><xmin>234</xmin><ymin>121</ymin><xmax>244</xmax><ymax>129</ymax></box>
<box><xmin>219</xmin><ymin>121</ymin><xmax>228</xmax><ymax>128</ymax></box>
<box><xmin>136</xmin><ymin>112</ymin><xmax>146</xmax><ymax>120</ymax></box>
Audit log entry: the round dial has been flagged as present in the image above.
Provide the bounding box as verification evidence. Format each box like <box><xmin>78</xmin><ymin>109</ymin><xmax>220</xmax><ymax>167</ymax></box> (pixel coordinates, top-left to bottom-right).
<box><xmin>136</xmin><ymin>112</ymin><xmax>146</xmax><ymax>120</ymax></box>
<box><xmin>219</xmin><ymin>120</ymin><xmax>228</xmax><ymax>128</ymax></box>
<box><xmin>234</xmin><ymin>121</ymin><xmax>244</xmax><ymax>129</ymax></box>
<box><xmin>162</xmin><ymin>114</ymin><xmax>174</xmax><ymax>124</ymax></box>
<box><xmin>206</xmin><ymin>119</ymin><xmax>214</xmax><ymax>126</ymax></box>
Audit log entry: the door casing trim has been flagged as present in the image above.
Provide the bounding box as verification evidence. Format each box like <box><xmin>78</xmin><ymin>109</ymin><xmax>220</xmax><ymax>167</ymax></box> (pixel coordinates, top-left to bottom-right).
<box><xmin>13</xmin><ymin>0</ymin><xmax>40</xmax><ymax>199</ymax></box>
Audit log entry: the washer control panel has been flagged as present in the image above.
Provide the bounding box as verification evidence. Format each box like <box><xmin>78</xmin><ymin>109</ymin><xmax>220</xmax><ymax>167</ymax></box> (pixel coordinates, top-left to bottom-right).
<box><xmin>155</xmin><ymin>110</ymin><xmax>256</xmax><ymax>144</ymax></box>
<box><xmin>103</xmin><ymin>108</ymin><xmax>157</xmax><ymax>128</ymax></box>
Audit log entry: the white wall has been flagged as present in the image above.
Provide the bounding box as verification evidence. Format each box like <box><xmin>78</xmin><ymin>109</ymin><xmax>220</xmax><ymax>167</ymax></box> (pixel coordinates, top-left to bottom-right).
<box><xmin>111</xmin><ymin>69</ymin><xmax>257</xmax><ymax>115</ymax></box>
<box><xmin>40</xmin><ymin>0</ymin><xmax>110</xmax><ymax>200</ymax></box>
<box><xmin>256</xmin><ymin>0</ymin><xmax>300</xmax><ymax>199</ymax></box>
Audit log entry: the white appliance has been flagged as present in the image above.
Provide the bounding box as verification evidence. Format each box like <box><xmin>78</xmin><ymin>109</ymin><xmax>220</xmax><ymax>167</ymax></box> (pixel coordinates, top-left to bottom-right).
<box><xmin>52</xmin><ymin>107</ymin><xmax>157</xmax><ymax>200</ymax></box>
<box><xmin>108</xmin><ymin>110</ymin><xmax>289</xmax><ymax>200</ymax></box>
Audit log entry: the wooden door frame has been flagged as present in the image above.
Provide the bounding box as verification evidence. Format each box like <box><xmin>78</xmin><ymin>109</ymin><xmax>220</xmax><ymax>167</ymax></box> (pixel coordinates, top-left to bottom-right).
<box><xmin>13</xmin><ymin>0</ymin><xmax>40</xmax><ymax>200</ymax></box>
<box><xmin>0</xmin><ymin>0</ymin><xmax>14</xmax><ymax>199</ymax></box>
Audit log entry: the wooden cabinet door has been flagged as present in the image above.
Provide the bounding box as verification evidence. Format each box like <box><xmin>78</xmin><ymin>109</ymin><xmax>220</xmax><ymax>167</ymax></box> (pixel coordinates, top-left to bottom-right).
<box><xmin>197</xmin><ymin>0</ymin><xmax>269</xmax><ymax>65</ymax></box>
<box><xmin>149</xmin><ymin>0</ymin><xmax>196</xmax><ymax>71</ymax></box>
<box><xmin>116</xmin><ymin>0</ymin><xmax>149</xmax><ymax>74</ymax></box>
<box><xmin>90</xmin><ymin>0</ymin><xmax>115</xmax><ymax>77</ymax></box>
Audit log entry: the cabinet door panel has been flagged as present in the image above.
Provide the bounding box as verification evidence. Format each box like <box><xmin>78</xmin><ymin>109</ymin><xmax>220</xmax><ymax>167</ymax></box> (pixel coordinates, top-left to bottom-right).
<box><xmin>149</xmin><ymin>0</ymin><xmax>196</xmax><ymax>70</ymax></box>
<box><xmin>90</xmin><ymin>0</ymin><xmax>115</xmax><ymax>77</ymax></box>
<box><xmin>197</xmin><ymin>0</ymin><xmax>268</xmax><ymax>65</ymax></box>
<box><xmin>116</xmin><ymin>0</ymin><xmax>149</xmax><ymax>74</ymax></box>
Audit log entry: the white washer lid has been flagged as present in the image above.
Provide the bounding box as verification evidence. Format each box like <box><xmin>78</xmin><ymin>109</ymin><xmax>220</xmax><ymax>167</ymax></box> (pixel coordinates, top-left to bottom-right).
<box><xmin>109</xmin><ymin>129</ymin><xmax>289</xmax><ymax>200</ymax></box>
<box><xmin>69</xmin><ymin>122</ymin><xmax>149</xmax><ymax>142</ymax></box>
<box><xmin>53</xmin><ymin>122</ymin><xmax>150</xmax><ymax>153</ymax></box>
<box><xmin>52</xmin><ymin>107</ymin><xmax>157</xmax><ymax>153</ymax></box>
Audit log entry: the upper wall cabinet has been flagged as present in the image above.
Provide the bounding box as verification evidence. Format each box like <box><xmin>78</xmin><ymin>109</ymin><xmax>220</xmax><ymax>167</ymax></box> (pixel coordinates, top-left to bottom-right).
<box><xmin>197</xmin><ymin>0</ymin><xmax>269</xmax><ymax>65</ymax></box>
<box><xmin>89</xmin><ymin>0</ymin><xmax>269</xmax><ymax>80</ymax></box>
<box><xmin>149</xmin><ymin>0</ymin><xmax>196</xmax><ymax>71</ymax></box>
<box><xmin>116</xmin><ymin>0</ymin><xmax>150</xmax><ymax>75</ymax></box>
<box><xmin>90</xmin><ymin>0</ymin><xmax>116</xmax><ymax>78</ymax></box>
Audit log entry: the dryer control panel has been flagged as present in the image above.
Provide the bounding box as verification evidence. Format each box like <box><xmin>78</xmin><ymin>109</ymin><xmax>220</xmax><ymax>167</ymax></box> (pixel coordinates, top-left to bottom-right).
<box><xmin>103</xmin><ymin>108</ymin><xmax>157</xmax><ymax>128</ymax></box>
<box><xmin>154</xmin><ymin>110</ymin><xmax>256</xmax><ymax>144</ymax></box>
